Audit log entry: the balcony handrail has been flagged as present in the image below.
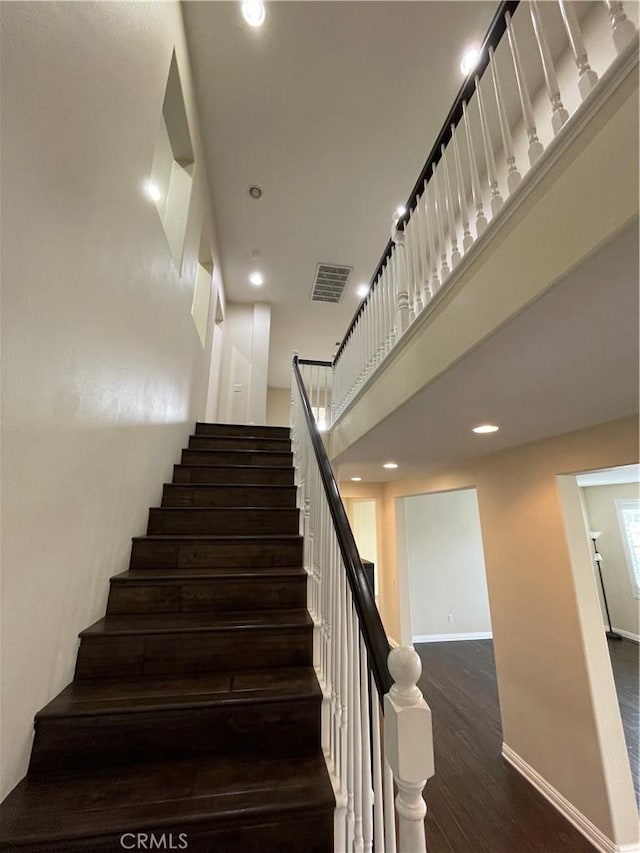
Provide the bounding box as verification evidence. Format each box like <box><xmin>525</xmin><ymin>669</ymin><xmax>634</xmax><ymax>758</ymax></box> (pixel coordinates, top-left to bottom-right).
<box><xmin>293</xmin><ymin>355</ymin><xmax>392</xmax><ymax>697</ymax></box>
<box><xmin>333</xmin><ymin>0</ymin><xmax>519</xmax><ymax>364</ymax></box>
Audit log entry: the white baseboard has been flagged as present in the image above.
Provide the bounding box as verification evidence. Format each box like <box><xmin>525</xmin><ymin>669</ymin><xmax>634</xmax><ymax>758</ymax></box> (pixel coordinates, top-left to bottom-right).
<box><xmin>502</xmin><ymin>743</ymin><xmax>640</xmax><ymax>853</ymax></box>
<box><xmin>613</xmin><ymin>627</ymin><xmax>640</xmax><ymax>644</ymax></box>
<box><xmin>412</xmin><ymin>631</ymin><xmax>493</xmax><ymax>643</ymax></box>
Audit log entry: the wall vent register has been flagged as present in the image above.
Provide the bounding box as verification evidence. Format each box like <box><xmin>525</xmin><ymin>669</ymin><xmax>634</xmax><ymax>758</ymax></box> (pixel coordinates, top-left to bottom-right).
<box><xmin>311</xmin><ymin>263</ymin><xmax>353</xmax><ymax>304</ymax></box>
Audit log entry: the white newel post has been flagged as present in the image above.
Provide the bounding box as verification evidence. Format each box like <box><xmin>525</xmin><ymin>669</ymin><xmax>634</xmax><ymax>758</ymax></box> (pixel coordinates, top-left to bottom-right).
<box><xmin>384</xmin><ymin>647</ymin><xmax>435</xmax><ymax>853</ymax></box>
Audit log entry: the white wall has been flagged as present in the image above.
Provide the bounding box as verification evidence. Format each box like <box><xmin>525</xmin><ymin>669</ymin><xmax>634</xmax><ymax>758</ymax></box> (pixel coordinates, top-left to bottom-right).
<box><xmin>266</xmin><ymin>387</ymin><xmax>290</xmax><ymax>427</ymax></box>
<box><xmin>1</xmin><ymin>1</ymin><xmax>224</xmax><ymax>799</ymax></box>
<box><xmin>581</xmin><ymin>482</ymin><xmax>640</xmax><ymax>640</ymax></box>
<box><xmin>218</xmin><ymin>303</ymin><xmax>271</xmax><ymax>424</ymax></box>
<box><xmin>405</xmin><ymin>488</ymin><xmax>492</xmax><ymax>640</ymax></box>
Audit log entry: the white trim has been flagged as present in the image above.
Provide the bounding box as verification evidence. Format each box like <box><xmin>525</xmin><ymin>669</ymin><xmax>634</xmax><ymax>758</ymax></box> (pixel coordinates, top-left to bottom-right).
<box><xmin>612</xmin><ymin>627</ymin><xmax>640</xmax><ymax>644</ymax></box>
<box><xmin>412</xmin><ymin>631</ymin><xmax>493</xmax><ymax>643</ymax></box>
<box><xmin>502</xmin><ymin>743</ymin><xmax>640</xmax><ymax>853</ymax></box>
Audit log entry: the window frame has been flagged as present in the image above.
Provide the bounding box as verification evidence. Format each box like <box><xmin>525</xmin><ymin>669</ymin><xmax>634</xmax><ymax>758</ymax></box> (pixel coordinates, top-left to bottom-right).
<box><xmin>615</xmin><ymin>497</ymin><xmax>640</xmax><ymax>600</ymax></box>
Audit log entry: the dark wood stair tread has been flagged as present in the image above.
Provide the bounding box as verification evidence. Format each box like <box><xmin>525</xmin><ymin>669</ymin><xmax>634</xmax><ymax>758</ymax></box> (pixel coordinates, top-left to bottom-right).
<box><xmin>36</xmin><ymin>667</ymin><xmax>322</xmax><ymax>718</ymax></box>
<box><xmin>0</xmin><ymin>753</ymin><xmax>333</xmax><ymax>846</ymax></box>
<box><xmin>133</xmin><ymin>534</ymin><xmax>302</xmax><ymax>542</ymax></box>
<box><xmin>111</xmin><ymin>567</ymin><xmax>306</xmax><ymax>582</ymax></box>
<box><xmin>80</xmin><ymin>609</ymin><xmax>312</xmax><ymax>637</ymax></box>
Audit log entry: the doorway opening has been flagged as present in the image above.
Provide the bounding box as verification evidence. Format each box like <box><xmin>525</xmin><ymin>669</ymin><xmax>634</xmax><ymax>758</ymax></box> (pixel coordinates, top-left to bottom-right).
<box><xmin>349</xmin><ymin>498</ymin><xmax>379</xmax><ymax>598</ymax></box>
<box><xmin>572</xmin><ymin>463</ymin><xmax>639</xmax><ymax>806</ymax></box>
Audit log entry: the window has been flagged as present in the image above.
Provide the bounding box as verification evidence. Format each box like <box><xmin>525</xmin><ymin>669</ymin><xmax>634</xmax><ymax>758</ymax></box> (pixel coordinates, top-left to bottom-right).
<box><xmin>616</xmin><ymin>498</ymin><xmax>640</xmax><ymax>599</ymax></box>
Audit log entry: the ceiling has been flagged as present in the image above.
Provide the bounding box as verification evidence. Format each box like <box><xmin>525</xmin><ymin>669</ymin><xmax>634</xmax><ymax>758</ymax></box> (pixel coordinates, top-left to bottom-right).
<box><xmin>332</xmin><ymin>221</ymin><xmax>639</xmax><ymax>482</ymax></box>
<box><xmin>182</xmin><ymin>0</ymin><xmax>500</xmax><ymax>387</ymax></box>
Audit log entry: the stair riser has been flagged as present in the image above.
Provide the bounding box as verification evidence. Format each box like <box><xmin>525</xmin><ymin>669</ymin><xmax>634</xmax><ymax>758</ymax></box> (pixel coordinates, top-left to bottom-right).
<box><xmin>173</xmin><ymin>465</ymin><xmax>294</xmax><ymax>485</ymax></box>
<box><xmin>30</xmin><ymin>700</ymin><xmax>320</xmax><ymax>774</ymax></box>
<box><xmin>189</xmin><ymin>436</ymin><xmax>291</xmax><ymax>453</ymax></box>
<box><xmin>162</xmin><ymin>484</ymin><xmax>297</xmax><ymax>508</ymax></box>
<box><xmin>195</xmin><ymin>423</ymin><xmax>290</xmax><ymax>439</ymax></box>
<box><xmin>181</xmin><ymin>450</ymin><xmax>293</xmax><ymax>468</ymax></box>
<box><xmin>75</xmin><ymin>627</ymin><xmax>313</xmax><ymax>679</ymax></box>
<box><xmin>147</xmin><ymin>508</ymin><xmax>299</xmax><ymax>536</ymax></box>
<box><xmin>5</xmin><ymin>811</ymin><xmax>334</xmax><ymax>853</ymax></box>
<box><xmin>107</xmin><ymin>577</ymin><xmax>307</xmax><ymax>615</ymax></box>
<box><xmin>130</xmin><ymin>538</ymin><xmax>303</xmax><ymax>569</ymax></box>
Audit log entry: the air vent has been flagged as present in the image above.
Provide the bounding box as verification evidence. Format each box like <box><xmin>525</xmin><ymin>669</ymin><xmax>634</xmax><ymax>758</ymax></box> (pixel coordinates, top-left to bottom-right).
<box><xmin>311</xmin><ymin>263</ymin><xmax>353</xmax><ymax>304</ymax></box>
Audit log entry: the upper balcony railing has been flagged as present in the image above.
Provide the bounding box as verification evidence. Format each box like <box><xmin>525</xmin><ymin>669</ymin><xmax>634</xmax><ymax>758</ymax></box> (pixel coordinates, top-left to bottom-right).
<box><xmin>329</xmin><ymin>0</ymin><xmax>638</xmax><ymax>425</ymax></box>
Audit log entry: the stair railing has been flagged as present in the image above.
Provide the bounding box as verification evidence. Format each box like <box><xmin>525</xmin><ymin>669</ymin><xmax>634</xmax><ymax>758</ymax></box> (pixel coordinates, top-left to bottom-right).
<box><xmin>291</xmin><ymin>355</ymin><xmax>435</xmax><ymax>853</ymax></box>
<box><xmin>331</xmin><ymin>0</ymin><xmax>638</xmax><ymax>422</ymax></box>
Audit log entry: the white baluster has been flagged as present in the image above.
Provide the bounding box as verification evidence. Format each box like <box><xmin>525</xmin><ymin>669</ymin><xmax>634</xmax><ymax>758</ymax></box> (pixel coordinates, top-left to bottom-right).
<box><xmin>404</xmin><ymin>215</ymin><xmax>416</xmax><ymax>324</ymax></box>
<box><xmin>440</xmin><ymin>143</ymin><xmax>461</xmax><ymax>266</ymax></box>
<box><xmin>409</xmin><ymin>212</ymin><xmax>424</xmax><ymax>315</ymax></box>
<box><xmin>391</xmin><ymin>217</ymin><xmax>410</xmax><ymax>338</ymax></box>
<box><xmin>423</xmin><ymin>180</ymin><xmax>440</xmax><ymax>294</ymax></box>
<box><xmin>371</xmin><ymin>680</ymin><xmax>385</xmax><ymax>853</ymax></box>
<box><xmin>346</xmin><ymin>591</ymin><xmax>355</xmax><ymax>851</ymax></box>
<box><xmin>389</xmin><ymin>253</ymin><xmax>398</xmax><ymax>345</ymax></box>
<box><xmin>432</xmin><ymin>164</ymin><xmax>450</xmax><ymax>282</ymax></box>
<box><xmin>475</xmin><ymin>76</ymin><xmax>503</xmax><ymax>216</ymax></box>
<box><xmin>384</xmin><ymin>647</ymin><xmax>434</xmax><ymax>853</ymax></box>
<box><xmin>558</xmin><ymin>1</ymin><xmax>598</xmax><ymax>100</ymax></box>
<box><xmin>451</xmin><ymin>123</ymin><xmax>473</xmax><ymax>251</ymax></box>
<box><xmin>352</xmin><ymin>613</ymin><xmax>364</xmax><ymax>853</ymax></box>
<box><xmin>360</xmin><ymin>639</ymin><xmax>374</xmax><ymax>853</ymax></box>
<box><xmin>603</xmin><ymin>1</ymin><xmax>637</xmax><ymax>54</ymax></box>
<box><xmin>530</xmin><ymin>0</ymin><xmax>569</xmax><ymax>135</ymax></box>
<box><xmin>415</xmin><ymin>194</ymin><xmax>432</xmax><ymax>305</ymax></box>
<box><xmin>506</xmin><ymin>11</ymin><xmax>544</xmax><ymax>165</ymax></box>
<box><xmin>385</xmin><ymin>261</ymin><xmax>396</xmax><ymax>351</ymax></box>
<box><xmin>462</xmin><ymin>101</ymin><xmax>488</xmax><ymax>236</ymax></box>
<box><xmin>488</xmin><ymin>47</ymin><xmax>521</xmax><ymax>195</ymax></box>
<box><xmin>337</xmin><ymin>572</ymin><xmax>349</xmax><ymax>852</ymax></box>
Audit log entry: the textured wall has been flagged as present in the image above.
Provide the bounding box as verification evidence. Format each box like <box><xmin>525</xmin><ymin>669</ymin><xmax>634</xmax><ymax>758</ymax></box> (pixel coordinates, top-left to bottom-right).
<box><xmin>1</xmin><ymin>1</ymin><xmax>223</xmax><ymax>798</ymax></box>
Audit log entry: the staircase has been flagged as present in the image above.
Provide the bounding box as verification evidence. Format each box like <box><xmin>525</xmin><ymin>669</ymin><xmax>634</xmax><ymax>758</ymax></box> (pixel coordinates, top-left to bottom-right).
<box><xmin>0</xmin><ymin>423</ymin><xmax>334</xmax><ymax>853</ymax></box>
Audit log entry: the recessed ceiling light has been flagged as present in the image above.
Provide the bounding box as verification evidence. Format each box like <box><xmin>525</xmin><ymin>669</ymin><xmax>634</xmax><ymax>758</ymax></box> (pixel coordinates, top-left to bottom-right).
<box><xmin>241</xmin><ymin>0</ymin><xmax>265</xmax><ymax>27</ymax></box>
<box><xmin>351</xmin><ymin>476</ymin><xmax>362</xmax><ymax>482</ymax></box>
<box><xmin>249</xmin><ymin>271</ymin><xmax>264</xmax><ymax>286</ymax></box>
<box><xmin>144</xmin><ymin>180</ymin><xmax>161</xmax><ymax>202</ymax></box>
<box><xmin>472</xmin><ymin>424</ymin><xmax>499</xmax><ymax>434</ymax></box>
<box><xmin>356</xmin><ymin>284</ymin><xmax>369</xmax><ymax>299</ymax></box>
<box><xmin>395</xmin><ymin>205</ymin><xmax>407</xmax><ymax>218</ymax></box>
<box><xmin>460</xmin><ymin>45</ymin><xmax>481</xmax><ymax>76</ymax></box>
<box><xmin>383</xmin><ymin>462</ymin><xmax>399</xmax><ymax>469</ymax></box>
<box><xmin>248</xmin><ymin>185</ymin><xmax>263</xmax><ymax>200</ymax></box>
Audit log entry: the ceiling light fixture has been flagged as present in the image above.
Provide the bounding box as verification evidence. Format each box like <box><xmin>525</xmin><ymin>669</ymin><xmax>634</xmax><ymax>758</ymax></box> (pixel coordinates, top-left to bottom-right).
<box><xmin>460</xmin><ymin>45</ymin><xmax>481</xmax><ymax>76</ymax></box>
<box><xmin>383</xmin><ymin>462</ymin><xmax>399</xmax><ymax>469</ymax></box>
<box><xmin>241</xmin><ymin>0</ymin><xmax>265</xmax><ymax>28</ymax></box>
<box><xmin>249</xmin><ymin>271</ymin><xmax>264</xmax><ymax>286</ymax></box>
<box><xmin>351</xmin><ymin>477</ymin><xmax>362</xmax><ymax>482</ymax></box>
<box><xmin>356</xmin><ymin>284</ymin><xmax>369</xmax><ymax>299</ymax></box>
<box><xmin>248</xmin><ymin>185</ymin><xmax>263</xmax><ymax>200</ymax></box>
<box><xmin>472</xmin><ymin>423</ymin><xmax>499</xmax><ymax>434</ymax></box>
<box><xmin>395</xmin><ymin>205</ymin><xmax>407</xmax><ymax>218</ymax></box>
<box><xmin>144</xmin><ymin>180</ymin><xmax>162</xmax><ymax>202</ymax></box>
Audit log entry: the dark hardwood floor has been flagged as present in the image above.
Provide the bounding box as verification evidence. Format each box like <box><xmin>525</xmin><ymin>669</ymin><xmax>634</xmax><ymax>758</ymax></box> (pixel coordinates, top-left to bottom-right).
<box><xmin>608</xmin><ymin>637</ymin><xmax>640</xmax><ymax>805</ymax></box>
<box><xmin>416</xmin><ymin>640</ymin><xmax>598</xmax><ymax>853</ymax></box>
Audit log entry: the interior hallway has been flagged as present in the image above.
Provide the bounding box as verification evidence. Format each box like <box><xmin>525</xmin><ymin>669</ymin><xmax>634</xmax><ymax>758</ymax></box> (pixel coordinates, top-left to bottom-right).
<box><xmin>417</xmin><ymin>640</ymin><xmax>604</xmax><ymax>853</ymax></box>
